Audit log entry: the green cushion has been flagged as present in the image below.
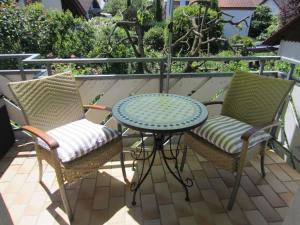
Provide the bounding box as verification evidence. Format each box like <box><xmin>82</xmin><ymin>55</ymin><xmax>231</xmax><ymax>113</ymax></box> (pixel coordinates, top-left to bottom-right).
<box><xmin>192</xmin><ymin>115</ymin><xmax>271</xmax><ymax>154</ymax></box>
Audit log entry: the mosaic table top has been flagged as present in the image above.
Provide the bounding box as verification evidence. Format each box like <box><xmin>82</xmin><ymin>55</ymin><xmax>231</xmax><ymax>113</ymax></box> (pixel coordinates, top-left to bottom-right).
<box><xmin>112</xmin><ymin>93</ymin><xmax>208</xmax><ymax>133</ymax></box>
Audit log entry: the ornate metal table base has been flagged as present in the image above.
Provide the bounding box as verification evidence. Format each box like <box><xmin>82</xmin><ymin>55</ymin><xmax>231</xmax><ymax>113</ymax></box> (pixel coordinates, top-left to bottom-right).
<box><xmin>130</xmin><ymin>133</ymin><xmax>193</xmax><ymax>205</ymax></box>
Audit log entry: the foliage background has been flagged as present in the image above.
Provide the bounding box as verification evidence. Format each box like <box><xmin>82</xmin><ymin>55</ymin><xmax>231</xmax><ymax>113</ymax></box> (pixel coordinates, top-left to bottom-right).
<box><xmin>0</xmin><ymin>1</ymin><xmax>298</xmax><ymax>77</ymax></box>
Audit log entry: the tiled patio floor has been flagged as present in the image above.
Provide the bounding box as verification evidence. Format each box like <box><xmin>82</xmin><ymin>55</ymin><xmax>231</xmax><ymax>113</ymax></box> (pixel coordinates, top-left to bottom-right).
<box><xmin>1</xmin><ymin>136</ymin><xmax>300</xmax><ymax>225</ymax></box>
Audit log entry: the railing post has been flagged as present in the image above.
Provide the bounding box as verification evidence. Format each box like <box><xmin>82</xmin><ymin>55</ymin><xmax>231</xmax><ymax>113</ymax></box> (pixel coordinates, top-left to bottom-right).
<box><xmin>18</xmin><ymin>58</ymin><xmax>26</xmax><ymax>81</ymax></box>
<box><xmin>159</xmin><ymin>61</ymin><xmax>165</xmax><ymax>93</ymax></box>
<box><xmin>287</xmin><ymin>64</ymin><xmax>296</xmax><ymax>80</ymax></box>
<box><xmin>46</xmin><ymin>64</ymin><xmax>52</xmax><ymax>76</ymax></box>
<box><xmin>259</xmin><ymin>60</ymin><xmax>265</xmax><ymax>75</ymax></box>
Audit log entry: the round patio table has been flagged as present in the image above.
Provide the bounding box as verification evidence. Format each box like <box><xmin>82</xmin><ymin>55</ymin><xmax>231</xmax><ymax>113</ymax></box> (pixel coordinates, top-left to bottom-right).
<box><xmin>112</xmin><ymin>93</ymin><xmax>208</xmax><ymax>205</ymax></box>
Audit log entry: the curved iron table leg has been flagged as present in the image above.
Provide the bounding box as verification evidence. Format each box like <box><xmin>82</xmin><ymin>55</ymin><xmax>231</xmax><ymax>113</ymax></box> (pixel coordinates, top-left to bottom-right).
<box><xmin>130</xmin><ymin>134</ymin><xmax>157</xmax><ymax>205</ymax></box>
<box><xmin>161</xmin><ymin>134</ymin><xmax>193</xmax><ymax>201</ymax></box>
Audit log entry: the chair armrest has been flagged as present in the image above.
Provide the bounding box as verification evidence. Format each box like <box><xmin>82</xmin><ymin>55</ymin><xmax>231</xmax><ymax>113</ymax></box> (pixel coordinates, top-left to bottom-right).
<box><xmin>22</xmin><ymin>125</ymin><xmax>59</xmax><ymax>149</ymax></box>
<box><xmin>241</xmin><ymin>121</ymin><xmax>280</xmax><ymax>142</ymax></box>
<box><xmin>83</xmin><ymin>104</ymin><xmax>112</xmax><ymax>112</ymax></box>
<box><xmin>203</xmin><ymin>101</ymin><xmax>224</xmax><ymax>106</ymax></box>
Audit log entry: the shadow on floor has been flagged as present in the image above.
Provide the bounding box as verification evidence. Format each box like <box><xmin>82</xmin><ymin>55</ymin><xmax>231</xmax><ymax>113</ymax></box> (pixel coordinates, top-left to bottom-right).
<box><xmin>0</xmin><ymin>193</ymin><xmax>14</xmax><ymax>225</ymax></box>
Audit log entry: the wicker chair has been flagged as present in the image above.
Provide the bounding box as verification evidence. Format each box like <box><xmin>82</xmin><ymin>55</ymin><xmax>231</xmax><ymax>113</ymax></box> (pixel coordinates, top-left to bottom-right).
<box><xmin>181</xmin><ymin>71</ymin><xmax>295</xmax><ymax>210</ymax></box>
<box><xmin>9</xmin><ymin>72</ymin><xmax>127</xmax><ymax>221</ymax></box>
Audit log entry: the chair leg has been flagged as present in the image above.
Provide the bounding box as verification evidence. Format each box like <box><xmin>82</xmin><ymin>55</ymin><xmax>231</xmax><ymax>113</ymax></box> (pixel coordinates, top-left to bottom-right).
<box><xmin>55</xmin><ymin>170</ymin><xmax>73</xmax><ymax>222</ymax></box>
<box><xmin>227</xmin><ymin>171</ymin><xmax>242</xmax><ymax>210</ymax></box>
<box><xmin>180</xmin><ymin>144</ymin><xmax>188</xmax><ymax>172</ymax></box>
<box><xmin>260</xmin><ymin>149</ymin><xmax>266</xmax><ymax>177</ymax></box>
<box><xmin>37</xmin><ymin>157</ymin><xmax>43</xmax><ymax>183</ymax></box>
<box><xmin>120</xmin><ymin>151</ymin><xmax>128</xmax><ymax>183</ymax></box>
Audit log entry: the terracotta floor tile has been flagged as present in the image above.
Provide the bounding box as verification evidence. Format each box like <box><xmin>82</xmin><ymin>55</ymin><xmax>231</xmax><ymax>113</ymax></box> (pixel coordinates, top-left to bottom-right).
<box><xmin>93</xmin><ymin>187</ymin><xmax>110</xmax><ymax>210</ymax></box>
<box><xmin>17</xmin><ymin>158</ymin><xmax>36</xmax><ymax>174</ymax></box>
<box><xmin>267</xmin><ymin>164</ymin><xmax>292</xmax><ymax>182</ymax></box>
<box><xmin>166</xmin><ymin>174</ymin><xmax>183</xmax><ymax>193</ymax></box>
<box><xmin>201</xmin><ymin>162</ymin><xmax>220</xmax><ymax>178</ymax></box>
<box><xmin>89</xmin><ymin>209</ymin><xmax>109</xmax><ymax>225</ymax></box>
<box><xmin>171</xmin><ymin>192</ymin><xmax>193</xmax><ymax>217</ymax></box>
<box><xmin>108</xmin><ymin>196</ymin><xmax>125</xmax><ymax>215</ymax></box>
<box><xmin>35</xmin><ymin>207</ymin><xmax>55</xmax><ymax>225</ymax></box>
<box><xmin>13</xmin><ymin>182</ymin><xmax>36</xmax><ymax>205</ymax></box>
<box><xmin>240</xmin><ymin>176</ymin><xmax>261</xmax><ymax>196</ymax></box>
<box><xmin>201</xmin><ymin>189</ymin><xmax>224</xmax><ymax>213</ymax></box>
<box><xmin>188</xmin><ymin>180</ymin><xmax>204</xmax><ymax>202</ymax></box>
<box><xmin>141</xmin><ymin>194</ymin><xmax>159</xmax><ymax>220</ymax></box>
<box><xmin>251</xmin><ymin>196</ymin><xmax>281</xmax><ymax>222</ymax></box>
<box><xmin>73</xmin><ymin>199</ymin><xmax>93</xmax><ymax>225</ymax></box>
<box><xmin>266</xmin><ymin>151</ymin><xmax>285</xmax><ymax>164</ymax></box>
<box><xmin>17</xmin><ymin>215</ymin><xmax>37</xmax><ymax>225</ymax></box>
<box><xmin>278</xmin><ymin>163</ymin><xmax>300</xmax><ymax>180</ymax></box>
<box><xmin>279</xmin><ymin>192</ymin><xmax>294</xmax><ymax>206</ymax></box>
<box><xmin>0</xmin><ymin>143</ymin><xmax>299</xmax><ymax>225</ymax></box>
<box><xmin>234</xmin><ymin>187</ymin><xmax>256</xmax><ymax>211</ymax></box>
<box><xmin>78</xmin><ymin>179</ymin><xmax>96</xmax><ymax>199</ymax></box>
<box><xmin>218</xmin><ymin>169</ymin><xmax>235</xmax><ymax>187</ymax></box>
<box><xmin>159</xmin><ymin>204</ymin><xmax>178</xmax><ymax>225</ymax></box>
<box><xmin>190</xmin><ymin>201</ymin><xmax>214</xmax><ymax>225</ymax></box>
<box><xmin>275</xmin><ymin>207</ymin><xmax>289</xmax><ymax>220</ymax></box>
<box><xmin>192</xmin><ymin>170</ymin><xmax>211</xmax><ymax>189</ymax></box>
<box><xmin>179</xmin><ymin>216</ymin><xmax>198</xmax><ymax>225</ymax></box>
<box><xmin>23</xmin><ymin>191</ymin><xmax>47</xmax><ymax>216</ymax></box>
<box><xmin>151</xmin><ymin>165</ymin><xmax>166</xmax><ymax>183</ymax></box>
<box><xmin>257</xmin><ymin>184</ymin><xmax>286</xmax><ymax>208</ymax></box>
<box><xmin>154</xmin><ymin>182</ymin><xmax>172</xmax><ymax>205</ymax></box>
<box><xmin>111</xmin><ymin>177</ymin><xmax>125</xmax><ymax>197</ymax></box>
<box><xmin>143</xmin><ymin>219</ymin><xmax>162</xmax><ymax>225</ymax></box>
<box><xmin>245</xmin><ymin>210</ymin><xmax>268</xmax><ymax>225</ymax></box>
<box><xmin>96</xmin><ymin>171</ymin><xmax>111</xmax><ymax>187</ymax></box>
<box><xmin>265</xmin><ymin>172</ymin><xmax>288</xmax><ymax>193</ymax></box>
<box><xmin>195</xmin><ymin>153</ymin><xmax>208</xmax><ymax>162</ymax></box>
<box><xmin>125</xmin><ymin>206</ymin><xmax>143</xmax><ymax>225</ymax></box>
<box><xmin>221</xmin><ymin>200</ymin><xmax>249</xmax><ymax>225</ymax></box>
<box><xmin>250</xmin><ymin>159</ymin><xmax>270</xmax><ymax>174</ymax></box>
<box><xmin>186</xmin><ymin>156</ymin><xmax>202</xmax><ymax>171</ymax></box>
<box><xmin>4</xmin><ymin>173</ymin><xmax>28</xmax><ymax>193</ymax></box>
<box><xmin>283</xmin><ymin>181</ymin><xmax>299</xmax><ymax>193</ymax></box>
<box><xmin>213</xmin><ymin>213</ymin><xmax>234</xmax><ymax>225</ymax></box>
<box><xmin>139</xmin><ymin>175</ymin><xmax>154</xmax><ymax>194</ymax></box>
<box><xmin>209</xmin><ymin>178</ymin><xmax>230</xmax><ymax>200</ymax></box>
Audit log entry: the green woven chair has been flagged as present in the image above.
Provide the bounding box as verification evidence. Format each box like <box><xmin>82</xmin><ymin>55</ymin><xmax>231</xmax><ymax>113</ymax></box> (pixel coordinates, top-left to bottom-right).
<box><xmin>9</xmin><ymin>72</ymin><xmax>127</xmax><ymax>221</ymax></box>
<box><xmin>181</xmin><ymin>71</ymin><xmax>295</xmax><ymax>210</ymax></box>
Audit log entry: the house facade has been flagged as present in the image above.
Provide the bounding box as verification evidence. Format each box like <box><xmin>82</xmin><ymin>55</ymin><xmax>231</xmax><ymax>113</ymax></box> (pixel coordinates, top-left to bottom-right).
<box><xmin>219</xmin><ymin>0</ymin><xmax>284</xmax><ymax>38</ymax></box>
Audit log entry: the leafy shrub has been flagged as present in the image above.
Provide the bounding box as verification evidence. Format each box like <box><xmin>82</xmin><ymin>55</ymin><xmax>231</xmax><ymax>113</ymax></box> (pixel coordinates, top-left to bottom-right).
<box><xmin>257</xmin><ymin>16</ymin><xmax>279</xmax><ymax>41</ymax></box>
<box><xmin>229</xmin><ymin>35</ymin><xmax>254</xmax><ymax>55</ymax></box>
<box><xmin>144</xmin><ymin>24</ymin><xmax>165</xmax><ymax>50</ymax></box>
<box><xmin>103</xmin><ymin>0</ymin><xmax>127</xmax><ymax>16</ymax></box>
<box><xmin>0</xmin><ymin>3</ymin><xmax>52</xmax><ymax>55</ymax></box>
<box><xmin>249</xmin><ymin>5</ymin><xmax>273</xmax><ymax>38</ymax></box>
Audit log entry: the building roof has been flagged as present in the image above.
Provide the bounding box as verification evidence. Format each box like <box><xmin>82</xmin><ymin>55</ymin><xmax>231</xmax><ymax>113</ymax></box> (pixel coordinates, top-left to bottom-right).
<box><xmin>264</xmin><ymin>13</ymin><xmax>300</xmax><ymax>45</ymax></box>
<box><xmin>218</xmin><ymin>0</ymin><xmax>264</xmax><ymax>9</ymax></box>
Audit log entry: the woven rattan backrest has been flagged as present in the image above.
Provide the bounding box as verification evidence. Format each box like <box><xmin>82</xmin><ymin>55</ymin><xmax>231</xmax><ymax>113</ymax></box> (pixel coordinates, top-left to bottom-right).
<box><xmin>9</xmin><ymin>72</ymin><xmax>85</xmax><ymax>131</ymax></box>
<box><xmin>221</xmin><ymin>72</ymin><xmax>295</xmax><ymax>125</ymax></box>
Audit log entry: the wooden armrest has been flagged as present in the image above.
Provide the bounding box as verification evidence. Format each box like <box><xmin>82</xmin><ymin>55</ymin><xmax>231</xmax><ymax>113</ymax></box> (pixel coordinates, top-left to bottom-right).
<box><xmin>83</xmin><ymin>104</ymin><xmax>112</xmax><ymax>112</ymax></box>
<box><xmin>241</xmin><ymin>121</ymin><xmax>280</xmax><ymax>141</ymax></box>
<box><xmin>203</xmin><ymin>101</ymin><xmax>224</xmax><ymax>106</ymax></box>
<box><xmin>22</xmin><ymin>125</ymin><xmax>59</xmax><ymax>149</ymax></box>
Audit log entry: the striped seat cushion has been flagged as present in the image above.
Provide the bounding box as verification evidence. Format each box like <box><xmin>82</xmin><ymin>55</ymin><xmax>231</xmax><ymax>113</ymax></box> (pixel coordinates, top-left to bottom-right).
<box><xmin>37</xmin><ymin>119</ymin><xmax>119</xmax><ymax>163</ymax></box>
<box><xmin>191</xmin><ymin>115</ymin><xmax>271</xmax><ymax>154</ymax></box>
